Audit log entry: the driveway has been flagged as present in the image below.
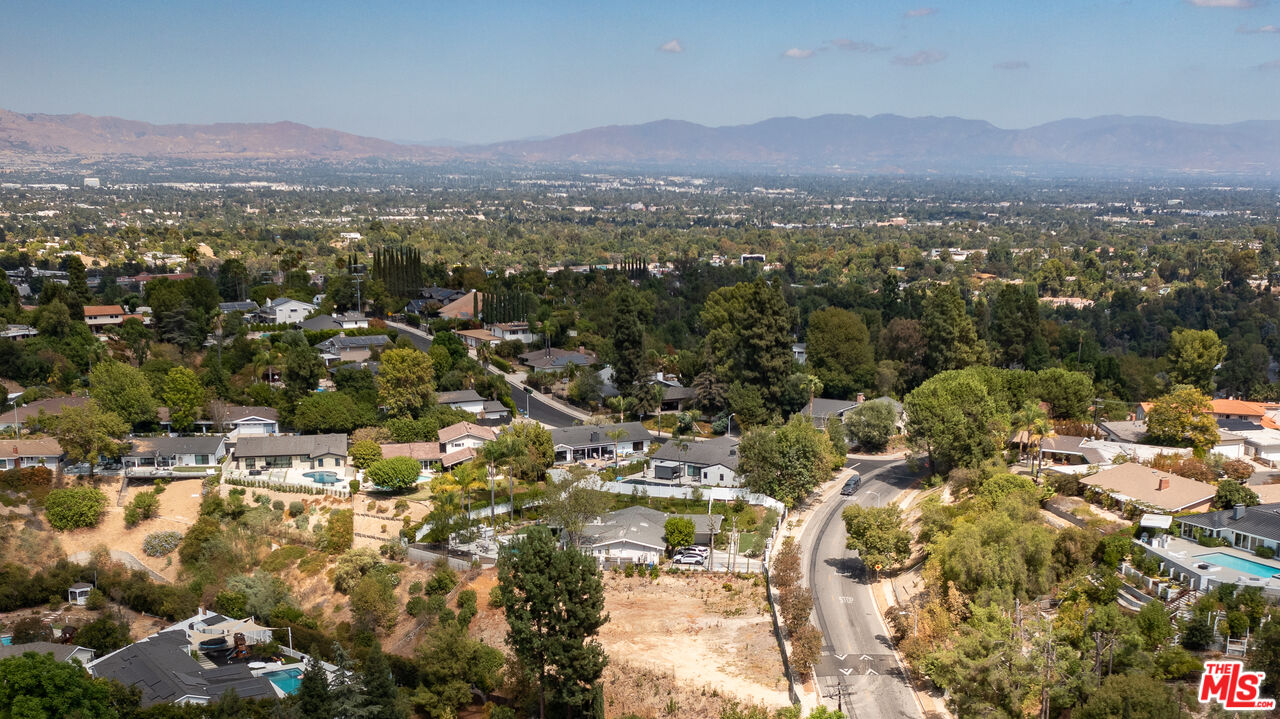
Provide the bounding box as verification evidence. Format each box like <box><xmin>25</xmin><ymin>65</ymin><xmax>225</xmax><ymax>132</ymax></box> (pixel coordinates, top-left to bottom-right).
<box><xmin>797</xmin><ymin>459</ymin><xmax>924</xmax><ymax>718</ymax></box>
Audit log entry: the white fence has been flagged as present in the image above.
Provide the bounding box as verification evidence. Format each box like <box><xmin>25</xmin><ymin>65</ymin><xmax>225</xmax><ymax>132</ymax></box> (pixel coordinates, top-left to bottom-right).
<box><xmin>591</xmin><ymin>480</ymin><xmax>786</xmax><ymax>513</ymax></box>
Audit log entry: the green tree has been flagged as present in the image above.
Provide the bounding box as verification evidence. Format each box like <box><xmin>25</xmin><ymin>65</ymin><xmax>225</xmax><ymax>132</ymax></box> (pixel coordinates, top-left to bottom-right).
<box><xmin>1133</xmin><ymin>600</ymin><xmax>1174</xmax><ymax>651</ymax></box>
<box><xmin>283</xmin><ymin>346</ymin><xmax>325</xmax><ymax>401</ymax></box>
<box><xmin>1144</xmin><ymin>384</ymin><xmax>1220</xmax><ymax>455</ymax></box>
<box><xmin>47</xmin><ymin>400</ymin><xmax>128</xmax><ymax>475</ymax></box>
<box><xmin>377</xmin><ymin>347</ymin><xmax>435</xmax><ymax>418</ymax></box>
<box><xmin>359</xmin><ymin>642</ymin><xmax>405</xmax><ymax>719</ymax></box>
<box><xmin>1074</xmin><ymin>673</ymin><xmax>1179</xmax><ymax>719</ymax></box>
<box><xmin>292</xmin><ymin>392</ymin><xmax>359</xmax><ymax>434</ymax></box>
<box><xmin>350</xmin><ymin>439</ymin><xmax>383</xmax><ymax>470</ymax></box>
<box><xmin>844</xmin><ymin>399</ymin><xmax>896</xmax><ymax>453</ymax></box>
<box><xmin>805</xmin><ymin>307</ymin><xmax>875</xmax><ymax>399</ymax></box>
<box><xmin>89</xmin><ymin>360</ymin><xmax>157</xmax><ymax>427</ymax></box>
<box><xmin>162</xmin><ymin>366</ymin><xmax>205</xmax><ymax>432</ymax></box>
<box><xmin>226</xmin><ymin>571</ymin><xmax>294</xmax><ymax>619</ymax></box>
<box><xmin>112</xmin><ymin>317</ymin><xmax>153</xmax><ymax>365</ymax></box>
<box><xmin>1213</xmin><ymin>479</ymin><xmax>1260</xmax><ymax>510</ymax></box>
<box><xmin>701</xmin><ymin>278</ymin><xmax>794</xmax><ymax>411</ymax></box>
<box><xmin>1167</xmin><ymin>328</ymin><xmax>1227</xmax><ymax>393</ymax></box>
<box><xmin>568</xmin><ymin>371</ymin><xmax>603</xmax><ymax>406</ymax></box>
<box><xmin>922</xmin><ymin>284</ymin><xmax>987</xmax><ymax>375</ymax></box>
<box><xmin>842</xmin><ymin>504</ymin><xmax>912</xmax><ymax>571</ymax></box>
<box><xmin>496</xmin><ymin>421</ymin><xmax>554</xmax><ymax>483</ymax></box>
<box><xmin>64</xmin><ymin>255</ymin><xmax>91</xmax><ymax>305</ymax></box>
<box><xmin>498</xmin><ymin>526</ymin><xmax>608</xmax><ymax>719</ymax></box>
<box><xmin>0</xmin><ymin>650</ymin><xmax>118</xmax><ymax>719</ymax></box>
<box><xmin>295</xmin><ymin>651</ymin><xmax>332</xmax><ymax>717</ymax></box>
<box><xmin>739</xmin><ymin>415</ymin><xmax>834</xmax><ymax>507</ymax></box>
<box><xmin>663</xmin><ymin>516</ymin><xmax>695</xmax><ymax>550</ymax></box>
<box><xmin>904</xmin><ymin>369</ymin><xmax>1009</xmax><ymax>474</ymax></box>
<box><xmin>411</xmin><ymin>620</ymin><xmax>504</xmax><ymax>717</ymax></box>
<box><xmin>1033</xmin><ymin>367</ymin><xmax>1093</xmax><ymax>420</ymax></box>
<box><xmin>73</xmin><ymin>616</ymin><xmax>132</xmax><ymax>654</ymax></box>
<box><xmin>366</xmin><ymin>456</ymin><xmax>422</xmax><ymax>491</ymax></box>
<box><xmin>989</xmin><ymin>283</ymin><xmax>1045</xmax><ymax>369</ymax></box>
<box><xmin>539</xmin><ymin>466</ymin><xmax>611</xmax><ymax>546</ymax></box>
<box><xmin>608</xmin><ymin>287</ymin><xmax>647</xmax><ymax>402</ymax></box>
<box><xmin>351</xmin><ymin>573</ymin><xmax>399</xmax><ymax>633</ymax></box>
<box><xmin>217</xmin><ymin>258</ymin><xmax>250</xmax><ymax>302</ymax></box>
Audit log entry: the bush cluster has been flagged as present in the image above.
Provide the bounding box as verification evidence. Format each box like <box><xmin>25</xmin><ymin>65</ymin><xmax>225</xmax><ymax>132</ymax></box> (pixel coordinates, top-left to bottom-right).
<box><xmin>142</xmin><ymin>531</ymin><xmax>183</xmax><ymax>557</ymax></box>
<box><xmin>224</xmin><ymin>476</ymin><xmax>347</xmax><ymax>497</ymax></box>
<box><xmin>44</xmin><ymin>487</ymin><xmax>108</xmax><ymax>530</ymax></box>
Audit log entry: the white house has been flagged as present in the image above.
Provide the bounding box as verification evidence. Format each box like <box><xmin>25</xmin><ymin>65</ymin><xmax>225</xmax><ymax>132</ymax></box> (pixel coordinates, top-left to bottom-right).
<box><xmin>1235</xmin><ymin>427</ymin><xmax>1280</xmax><ymax>464</ymax></box>
<box><xmin>437</xmin><ymin>421</ymin><xmax>497</xmax><ymax>453</ymax></box>
<box><xmin>233</xmin><ymin>434</ymin><xmax>347</xmax><ymax>472</ymax></box>
<box><xmin>256</xmin><ymin>298</ymin><xmax>316</xmax><ymax>325</ymax></box>
<box><xmin>0</xmin><ymin>438</ymin><xmax>63</xmax><ymax>471</ymax></box>
<box><xmin>651</xmin><ymin>435</ymin><xmax>742</xmax><ymax>487</ymax></box>
<box><xmin>551</xmin><ymin>422</ymin><xmax>653</xmax><ymax>465</ymax></box>
<box><xmin>791</xmin><ymin>342</ymin><xmax>807</xmax><ymax>364</ymax></box>
<box><xmin>457</xmin><ymin>329</ymin><xmax>501</xmax><ymax>349</ymax></box>
<box><xmin>158</xmin><ymin>405</ymin><xmax>280</xmax><ymax>437</ymax></box>
<box><xmin>579</xmin><ymin>506</ymin><xmax>724</xmax><ymax>567</ymax></box>
<box><xmin>124</xmin><ymin>436</ymin><xmax>227</xmax><ymax>470</ymax></box>
<box><xmin>436</xmin><ymin>389</ymin><xmax>487</xmax><ymax>414</ymax></box>
<box><xmin>488</xmin><ymin>321</ymin><xmax>541</xmax><ymax>344</ymax></box>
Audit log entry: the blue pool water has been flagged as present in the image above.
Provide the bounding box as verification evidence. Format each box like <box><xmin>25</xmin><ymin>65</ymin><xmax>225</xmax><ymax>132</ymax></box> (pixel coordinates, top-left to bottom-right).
<box><xmin>263</xmin><ymin>667</ymin><xmax>304</xmax><ymax>694</ymax></box>
<box><xmin>0</xmin><ymin>636</ymin><xmax>10</xmax><ymax>645</ymax></box>
<box><xmin>303</xmin><ymin>471</ymin><xmax>339</xmax><ymax>485</ymax></box>
<box><xmin>1196</xmin><ymin>552</ymin><xmax>1280</xmax><ymax>578</ymax></box>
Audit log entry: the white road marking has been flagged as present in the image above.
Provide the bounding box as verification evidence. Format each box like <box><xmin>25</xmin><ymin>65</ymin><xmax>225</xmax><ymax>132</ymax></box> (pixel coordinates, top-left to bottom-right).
<box><xmin>859</xmin><ymin>654</ymin><xmax>873</xmax><ymax>661</ymax></box>
<box><xmin>835</xmin><ymin>654</ymin><xmax>848</xmax><ymax>660</ymax></box>
<box><xmin>866</xmin><ymin>669</ymin><xmax>879</xmax><ymax>676</ymax></box>
<box><xmin>839</xmin><ymin>668</ymin><xmax>853</xmax><ymax>676</ymax></box>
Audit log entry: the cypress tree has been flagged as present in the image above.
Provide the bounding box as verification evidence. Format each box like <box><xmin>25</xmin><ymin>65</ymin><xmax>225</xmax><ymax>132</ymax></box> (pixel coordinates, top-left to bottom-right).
<box><xmin>295</xmin><ymin>650</ymin><xmax>331</xmax><ymax>716</ymax></box>
<box><xmin>360</xmin><ymin>642</ymin><xmax>403</xmax><ymax>719</ymax></box>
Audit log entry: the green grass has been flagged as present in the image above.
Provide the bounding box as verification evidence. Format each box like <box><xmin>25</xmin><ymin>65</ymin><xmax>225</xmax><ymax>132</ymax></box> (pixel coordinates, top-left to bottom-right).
<box><xmin>260</xmin><ymin>545</ymin><xmax>310</xmax><ymax>572</ymax></box>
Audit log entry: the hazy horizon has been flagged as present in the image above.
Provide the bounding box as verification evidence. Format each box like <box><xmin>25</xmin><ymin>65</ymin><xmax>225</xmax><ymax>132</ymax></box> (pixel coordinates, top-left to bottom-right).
<box><xmin>7</xmin><ymin>1</ymin><xmax>1280</xmax><ymax>144</ymax></box>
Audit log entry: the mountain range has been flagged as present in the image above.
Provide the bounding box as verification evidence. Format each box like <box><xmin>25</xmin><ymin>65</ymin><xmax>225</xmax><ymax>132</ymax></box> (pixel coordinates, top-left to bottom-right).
<box><xmin>3</xmin><ymin>108</ymin><xmax>1280</xmax><ymax>175</ymax></box>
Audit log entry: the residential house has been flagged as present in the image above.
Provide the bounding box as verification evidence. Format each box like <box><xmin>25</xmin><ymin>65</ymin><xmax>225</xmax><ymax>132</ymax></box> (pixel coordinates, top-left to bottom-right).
<box><xmin>660</xmin><ymin>385</ymin><xmax>696</xmax><ymax>413</ymax></box>
<box><xmin>313</xmin><ymin>333</ymin><xmax>391</xmax><ymax>366</ymax></box>
<box><xmin>1230</xmin><ymin>425</ymin><xmax>1280</xmax><ymax>465</ymax></box>
<box><xmin>0</xmin><ymin>324</ymin><xmax>38</xmax><ymax>340</ymax></box>
<box><xmin>217</xmin><ymin>300</ymin><xmax>259</xmax><ymax>315</ymax></box>
<box><xmin>434</xmin><ymin>389</ymin><xmax>509</xmax><ymax>425</ymax></box>
<box><xmin>256</xmin><ymin>298</ymin><xmax>315</xmax><ymax>325</ymax></box>
<box><xmin>1179</xmin><ymin>503</ymin><xmax>1280</xmax><ymax>554</ymax></box>
<box><xmin>551</xmin><ymin>422</ymin><xmax>653</xmax><ymax>465</ymax></box>
<box><xmin>438</xmin><ymin>421</ymin><xmax>498</xmax><ymax>452</ymax></box>
<box><xmin>381</xmin><ymin>421</ymin><xmax>498</xmax><ymax>473</ymax></box>
<box><xmin>1079</xmin><ymin>463</ymin><xmax>1216</xmax><ymax>514</ymax></box>
<box><xmin>233</xmin><ymin>434</ymin><xmax>347</xmax><ymax>472</ymax></box>
<box><xmin>118</xmin><ymin>272</ymin><xmax>192</xmax><ymax>291</ymax></box>
<box><xmin>0</xmin><ymin>396</ymin><xmax>90</xmax><ymax>431</ymax></box>
<box><xmin>651</xmin><ymin>435</ymin><xmax>741</xmax><ymax>486</ymax></box>
<box><xmin>0</xmin><ymin>641</ymin><xmax>94</xmax><ymax>665</ymax></box>
<box><xmin>0</xmin><ymin>438</ymin><xmax>63</xmax><ymax>471</ymax></box>
<box><xmin>438</xmin><ymin>290</ymin><xmax>483</xmax><ymax>320</ymax></box>
<box><xmin>519</xmin><ymin>347</ymin><xmax>597</xmax><ymax>371</ymax></box>
<box><xmin>159</xmin><ymin>405</ymin><xmax>280</xmax><ymax>437</ymax></box>
<box><xmin>457</xmin><ymin>328</ymin><xmax>501</xmax><ymax>349</ymax></box>
<box><xmin>579</xmin><ymin>506</ymin><xmax>723</xmax><ymax>566</ymax></box>
<box><xmin>797</xmin><ymin>397</ymin><xmax>859</xmax><ymax>427</ymax></box>
<box><xmin>88</xmin><ymin>610</ymin><xmax>278</xmax><ymax>707</ymax></box>
<box><xmin>124</xmin><ymin>436</ymin><xmax>226</xmax><ymax>470</ymax></box>
<box><xmin>1100</xmin><ymin>419</ymin><xmax>1245</xmax><ymax>459</ymax></box>
<box><xmin>83</xmin><ymin>305</ymin><xmax>142</xmax><ymax>332</ymax></box>
<box><xmin>488</xmin><ymin>321</ymin><xmax>540</xmax><ymax>344</ymax></box>
<box><xmin>791</xmin><ymin>342</ymin><xmax>807</xmax><ymax>364</ymax></box>
<box><xmin>296</xmin><ymin>312</ymin><xmax>368</xmax><ymax>331</ymax></box>
<box><xmin>1136</xmin><ymin>398</ymin><xmax>1268</xmax><ymax>423</ymax></box>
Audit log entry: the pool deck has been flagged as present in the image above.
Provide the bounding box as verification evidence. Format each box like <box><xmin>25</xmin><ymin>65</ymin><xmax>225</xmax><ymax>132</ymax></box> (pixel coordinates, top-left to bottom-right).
<box><xmin>224</xmin><ymin>465</ymin><xmax>354</xmax><ymax>490</ymax></box>
<box><xmin>1138</xmin><ymin>535</ymin><xmax>1280</xmax><ymax>595</ymax></box>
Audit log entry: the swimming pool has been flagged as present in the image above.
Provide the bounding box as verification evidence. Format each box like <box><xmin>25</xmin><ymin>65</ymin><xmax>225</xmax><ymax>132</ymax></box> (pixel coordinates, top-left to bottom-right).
<box><xmin>303</xmin><ymin>471</ymin><xmax>340</xmax><ymax>485</ymax></box>
<box><xmin>263</xmin><ymin>667</ymin><xmax>304</xmax><ymax>695</ymax></box>
<box><xmin>0</xmin><ymin>636</ymin><xmax>10</xmax><ymax>646</ymax></box>
<box><xmin>1196</xmin><ymin>552</ymin><xmax>1280</xmax><ymax>578</ymax></box>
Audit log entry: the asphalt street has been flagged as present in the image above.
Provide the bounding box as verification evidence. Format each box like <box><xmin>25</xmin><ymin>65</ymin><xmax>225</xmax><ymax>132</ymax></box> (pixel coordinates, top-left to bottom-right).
<box><xmin>799</xmin><ymin>458</ymin><xmax>923</xmax><ymax>719</ymax></box>
<box><xmin>389</xmin><ymin>322</ymin><xmax>580</xmax><ymax>428</ymax></box>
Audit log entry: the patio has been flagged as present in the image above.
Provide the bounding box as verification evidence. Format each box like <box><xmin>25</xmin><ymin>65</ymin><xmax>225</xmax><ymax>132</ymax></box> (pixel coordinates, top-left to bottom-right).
<box><xmin>1135</xmin><ymin>534</ymin><xmax>1280</xmax><ymax>598</ymax></box>
<box><xmin>223</xmin><ymin>465</ymin><xmax>355</xmax><ymax>492</ymax></box>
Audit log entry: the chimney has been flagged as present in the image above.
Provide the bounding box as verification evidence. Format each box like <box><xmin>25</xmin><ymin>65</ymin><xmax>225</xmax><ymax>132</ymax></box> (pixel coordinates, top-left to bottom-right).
<box><xmin>1157</xmin><ymin>477</ymin><xmax>1170</xmax><ymax>491</ymax></box>
<box><xmin>1235</xmin><ymin>504</ymin><xmax>1247</xmax><ymax>520</ymax></box>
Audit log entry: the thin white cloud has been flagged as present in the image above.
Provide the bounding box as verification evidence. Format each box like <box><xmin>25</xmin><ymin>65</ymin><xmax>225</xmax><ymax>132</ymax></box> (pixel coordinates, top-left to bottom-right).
<box><xmin>830</xmin><ymin>38</ymin><xmax>890</xmax><ymax>52</ymax></box>
<box><xmin>1238</xmin><ymin>23</ymin><xmax>1280</xmax><ymax>32</ymax></box>
<box><xmin>1256</xmin><ymin>58</ymin><xmax>1280</xmax><ymax>69</ymax></box>
<box><xmin>658</xmin><ymin>39</ymin><xmax>684</xmax><ymax>53</ymax></box>
<box><xmin>1187</xmin><ymin>0</ymin><xmax>1261</xmax><ymax>7</ymax></box>
<box><xmin>783</xmin><ymin>47</ymin><xmax>816</xmax><ymax>59</ymax></box>
<box><xmin>905</xmin><ymin>7</ymin><xmax>938</xmax><ymax>17</ymax></box>
<box><xmin>994</xmin><ymin>60</ymin><xmax>1029</xmax><ymax>70</ymax></box>
<box><xmin>892</xmin><ymin>50</ymin><xmax>947</xmax><ymax>66</ymax></box>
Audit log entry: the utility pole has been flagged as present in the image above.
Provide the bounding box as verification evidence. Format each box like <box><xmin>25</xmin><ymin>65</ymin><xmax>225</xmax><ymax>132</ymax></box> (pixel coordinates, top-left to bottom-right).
<box><xmin>822</xmin><ymin>679</ymin><xmax>855</xmax><ymax>713</ymax></box>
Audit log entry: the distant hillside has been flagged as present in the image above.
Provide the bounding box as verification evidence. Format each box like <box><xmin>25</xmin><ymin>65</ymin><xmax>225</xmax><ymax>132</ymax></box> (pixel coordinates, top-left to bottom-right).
<box><xmin>0</xmin><ymin>109</ymin><xmax>448</xmax><ymax>161</ymax></box>
<box><xmin>3</xmin><ymin>108</ymin><xmax>1280</xmax><ymax>174</ymax></box>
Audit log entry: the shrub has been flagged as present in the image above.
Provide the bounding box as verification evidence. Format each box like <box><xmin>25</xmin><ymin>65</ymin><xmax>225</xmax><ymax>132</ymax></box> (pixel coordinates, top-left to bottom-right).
<box><xmin>349</xmin><ymin>479</ymin><xmax>361</xmax><ymax>496</ymax></box>
<box><xmin>350</xmin><ymin>440</ymin><xmax>383</xmax><ymax>470</ymax></box>
<box><xmin>143</xmin><ymin>530</ymin><xmax>183</xmax><ymax>557</ymax></box>
<box><xmin>406</xmin><ymin>596</ymin><xmax>428</xmax><ymax>617</ymax></box>
<box><xmin>130</xmin><ymin>491</ymin><xmax>160</xmax><ymax>520</ymax></box>
<box><xmin>152</xmin><ymin>479</ymin><xmax>166</xmax><ymax>494</ymax></box>
<box><xmin>488</xmin><ymin>585</ymin><xmax>503</xmax><ymax>608</ymax></box>
<box><xmin>379</xmin><ymin>541</ymin><xmax>407</xmax><ymax>561</ymax></box>
<box><xmin>424</xmin><ymin>564</ymin><xmax>458</xmax><ymax>596</ymax></box>
<box><xmin>325</xmin><ymin>509</ymin><xmax>354</xmax><ymax>554</ymax></box>
<box><xmin>1258</xmin><ymin>546</ymin><xmax>1276</xmax><ymax>559</ymax></box>
<box><xmin>408</xmin><ymin>580</ymin><xmax>424</xmax><ymax>595</ymax></box>
<box><xmin>272</xmin><ymin>500</ymin><xmax>284</xmax><ymax>512</ymax></box>
<box><xmin>287</xmin><ymin>500</ymin><xmax>305</xmax><ymax>518</ymax></box>
<box><xmin>261</xmin><ymin>545</ymin><xmax>310</xmax><ymax>572</ymax></box>
<box><xmin>365</xmin><ymin>457</ymin><xmax>421</xmax><ymax>492</ymax></box>
<box><xmin>85</xmin><ymin>587</ymin><xmax>108</xmax><ymax>610</ymax></box>
<box><xmin>394</xmin><ymin>499</ymin><xmax>409</xmax><ymax>515</ymax></box>
<box><xmin>44</xmin><ymin>487</ymin><xmax>108</xmax><ymax>530</ymax></box>
<box><xmin>1223</xmin><ymin>459</ymin><xmax>1254</xmax><ymax>481</ymax></box>
<box><xmin>123</xmin><ymin>506</ymin><xmax>141</xmax><ymax>527</ymax></box>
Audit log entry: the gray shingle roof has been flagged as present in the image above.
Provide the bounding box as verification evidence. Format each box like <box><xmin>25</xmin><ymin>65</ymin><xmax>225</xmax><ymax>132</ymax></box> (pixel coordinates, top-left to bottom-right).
<box><xmin>125</xmin><ymin>436</ymin><xmax>225</xmax><ymax>459</ymax></box>
<box><xmin>798</xmin><ymin>398</ymin><xmax>858</xmax><ymax>421</ymax></box>
<box><xmin>314</xmin><ymin>334</ymin><xmax>390</xmax><ymax>351</ymax></box>
<box><xmin>552</xmin><ymin>422</ymin><xmax>653</xmax><ymax>449</ymax></box>
<box><xmin>0</xmin><ymin>641</ymin><xmax>88</xmax><ymax>663</ymax></box>
<box><xmin>298</xmin><ymin>314</ymin><xmax>341</xmax><ymax>331</ymax></box>
<box><xmin>218</xmin><ymin>301</ymin><xmax>259</xmax><ymax>313</ymax></box>
<box><xmin>1180</xmin><ymin>503</ymin><xmax>1280</xmax><ymax>544</ymax></box>
<box><xmin>90</xmin><ymin>630</ymin><xmax>276</xmax><ymax>707</ymax></box>
<box><xmin>436</xmin><ymin>389</ymin><xmax>485</xmax><ymax>405</ymax></box>
<box><xmin>580</xmin><ymin>505</ymin><xmax>724</xmax><ymax>550</ymax></box>
<box><xmin>652</xmin><ymin>435</ymin><xmax>740</xmax><ymax>470</ymax></box>
<box><xmin>234</xmin><ymin>433</ymin><xmax>347</xmax><ymax>459</ymax></box>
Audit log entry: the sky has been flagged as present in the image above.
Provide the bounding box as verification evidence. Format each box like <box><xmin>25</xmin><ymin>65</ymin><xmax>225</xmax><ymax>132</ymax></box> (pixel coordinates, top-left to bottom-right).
<box><xmin>4</xmin><ymin>0</ymin><xmax>1280</xmax><ymax>144</ymax></box>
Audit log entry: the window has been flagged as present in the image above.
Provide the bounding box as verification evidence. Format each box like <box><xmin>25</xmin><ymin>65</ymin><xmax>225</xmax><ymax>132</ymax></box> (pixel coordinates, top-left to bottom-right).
<box><xmin>632</xmin><ymin>441</ymin><xmax>645</xmax><ymax>452</ymax></box>
<box><xmin>245</xmin><ymin>458</ymin><xmax>256</xmax><ymax>469</ymax></box>
<box><xmin>195</xmin><ymin>455</ymin><xmax>208</xmax><ymax>465</ymax></box>
<box><xmin>317</xmin><ymin>458</ymin><xmax>325</xmax><ymax>468</ymax></box>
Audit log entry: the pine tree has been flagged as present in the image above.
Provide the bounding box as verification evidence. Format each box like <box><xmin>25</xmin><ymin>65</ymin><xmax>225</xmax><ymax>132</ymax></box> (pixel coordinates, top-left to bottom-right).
<box><xmin>327</xmin><ymin>642</ymin><xmax>367</xmax><ymax>717</ymax></box>
<box><xmin>360</xmin><ymin>642</ymin><xmax>404</xmax><ymax>719</ymax></box>
<box><xmin>294</xmin><ymin>650</ymin><xmax>331</xmax><ymax>717</ymax></box>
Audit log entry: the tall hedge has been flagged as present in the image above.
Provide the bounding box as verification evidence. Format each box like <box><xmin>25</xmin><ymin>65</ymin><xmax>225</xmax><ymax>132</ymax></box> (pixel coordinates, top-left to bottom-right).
<box><xmin>326</xmin><ymin>509</ymin><xmax>354</xmax><ymax>554</ymax></box>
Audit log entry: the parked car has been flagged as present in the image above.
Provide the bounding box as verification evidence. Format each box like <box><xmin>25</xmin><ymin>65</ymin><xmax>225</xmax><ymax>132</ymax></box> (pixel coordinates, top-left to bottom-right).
<box><xmin>841</xmin><ymin>473</ymin><xmax>862</xmax><ymax>496</ymax></box>
<box><xmin>674</xmin><ymin>554</ymin><xmax>705</xmax><ymax>566</ymax></box>
<box><xmin>677</xmin><ymin>545</ymin><xmax>709</xmax><ymax>556</ymax></box>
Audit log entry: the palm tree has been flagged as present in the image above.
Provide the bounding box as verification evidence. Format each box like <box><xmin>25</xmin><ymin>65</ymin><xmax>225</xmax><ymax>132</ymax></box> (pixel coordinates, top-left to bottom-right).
<box><xmin>481</xmin><ymin>434</ymin><xmax>523</xmax><ymax>529</ymax></box>
<box><xmin>606</xmin><ymin>427</ymin><xmax>628</xmax><ymax>469</ymax></box>
<box><xmin>604</xmin><ymin>395</ymin><xmax>632</xmax><ymax>424</ymax></box>
<box><xmin>429</xmin><ymin>471</ymin><xmax>463</xmax><ymax>550</ymax></box>
<box><xmin>800</xmin><ymin>375</ymin><xmax>824</xmax><ymax>417</ymax></box>
<box><xmin>476</xmin><ymin>342</ymin><xmax>491</xmax><ymax>368</ymax></box>
<box><xmin>1029</xmin><ymin>415</ymin><xmax>1057</xmax><ymax>478</ymax></box>
<box><xmin>1011</xmin><ymin>400</ymin><xmax>1045</xmax><ymax>464</ymax></box>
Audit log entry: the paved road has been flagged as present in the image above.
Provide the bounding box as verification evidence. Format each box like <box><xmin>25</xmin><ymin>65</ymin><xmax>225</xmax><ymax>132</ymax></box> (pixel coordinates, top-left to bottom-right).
<box><xmin>388</xmin><ymin>322</ymin><xmax>580</xmax><ymax>428</ymax></box>
<box><xmin>799</xmin><ymin>458</ymin><xmax>923</xmax><ymax>719</ymax></box>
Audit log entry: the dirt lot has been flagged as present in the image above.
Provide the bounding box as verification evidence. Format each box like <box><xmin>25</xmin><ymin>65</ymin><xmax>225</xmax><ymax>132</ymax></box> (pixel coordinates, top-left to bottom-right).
<box><xmin>465</xmin><ymin>567</ymin><xmax>790</xmax><ymax>714</ymax></box>
<box><xmin>57</xmin><ymin>477</ymin><xmax>208</xmax><ymax>582</ymax></box>
<box><xmin>351</xmin><ymin>495</ymin><xmax>430</xmax><ymax>550</ymax></box>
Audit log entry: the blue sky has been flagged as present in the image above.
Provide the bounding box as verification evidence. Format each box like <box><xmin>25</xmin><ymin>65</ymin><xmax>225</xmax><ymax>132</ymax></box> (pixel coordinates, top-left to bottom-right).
<box><xmin>4</xmin><ymin>0</ymin><xmax>1280</xmax><ymax>143</ymax></box>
